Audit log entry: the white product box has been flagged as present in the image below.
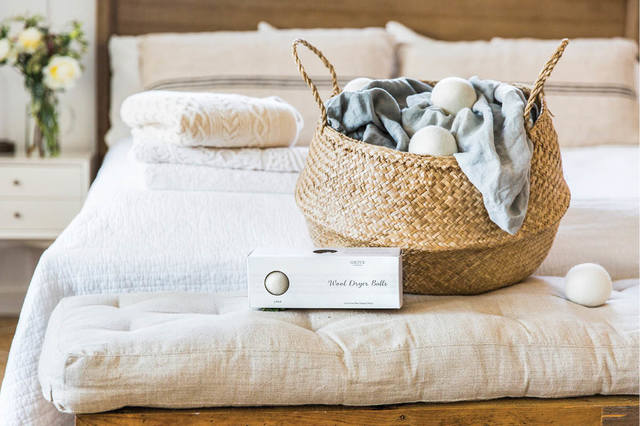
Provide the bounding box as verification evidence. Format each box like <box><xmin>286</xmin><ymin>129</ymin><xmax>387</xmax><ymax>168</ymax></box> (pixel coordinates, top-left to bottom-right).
<box><xmin>247</xmin><ymin>247</ymin><xmax>402</xmax><ymax>309</ymax></box>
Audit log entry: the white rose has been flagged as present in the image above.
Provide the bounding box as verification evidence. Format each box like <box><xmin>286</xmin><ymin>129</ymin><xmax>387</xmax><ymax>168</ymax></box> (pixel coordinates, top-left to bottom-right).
<box><xmin>43</xmin><ymin>56</ymin><xmax>82</xmax><ymax>90</ymax></box>
<box><xmin>0</xmin><ymin>39</ymin><xmax>10</xmax><ymax>62</ymax></box>
<box><xmin>7</xmin><ymin>48</ymin><xmax>18</xmax><ymax>65</ymax></box>
<box><xmin>16</xmin><ymin>27</ymin><xmax>43</xmax><ymax>54</ymax></box>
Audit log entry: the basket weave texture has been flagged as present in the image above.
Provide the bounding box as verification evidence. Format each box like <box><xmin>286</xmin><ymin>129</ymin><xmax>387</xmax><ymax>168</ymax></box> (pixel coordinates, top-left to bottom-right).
<box><xmin>292</xmin><ymin>39</ymin><xmax>571</xmax><ymax>295</ymax></box>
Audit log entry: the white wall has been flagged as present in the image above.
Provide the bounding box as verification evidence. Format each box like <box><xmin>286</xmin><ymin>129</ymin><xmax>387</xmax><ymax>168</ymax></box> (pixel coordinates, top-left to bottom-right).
<box><xmin>0</xmin><ymin>0</ymin><xmax>96</xmax><ymax>153</ymax></box>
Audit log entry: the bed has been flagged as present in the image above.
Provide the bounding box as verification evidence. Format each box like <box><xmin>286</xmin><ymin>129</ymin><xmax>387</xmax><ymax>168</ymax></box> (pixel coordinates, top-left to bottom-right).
<box><xmin>3</xmin><ymin>138</ymin><xmax>637</xmax><ymax>426</ymax></box>
<box><xmin>0</xmin><ymin>1</ymin><xmax>638</xmax><ymax>425</ymax></box>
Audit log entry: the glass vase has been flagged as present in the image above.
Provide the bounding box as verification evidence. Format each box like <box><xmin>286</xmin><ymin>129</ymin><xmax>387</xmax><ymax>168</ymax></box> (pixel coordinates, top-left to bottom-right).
<box><xmin>25</xmin><ymin>107</ymin><xmax>42</xmax><ymax>157</ymax></box>
<box><xmin>25</xmin><ymin>91</ymin><xmax>60</xmax><ymax>158</ymax></box>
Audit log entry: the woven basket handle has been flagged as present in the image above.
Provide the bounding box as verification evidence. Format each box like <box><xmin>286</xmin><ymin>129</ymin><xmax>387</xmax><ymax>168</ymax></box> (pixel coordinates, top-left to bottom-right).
<box><xmin>292</xmin><ymin>39</ymin><xmax>341</xmax><ymax>126</ymax></box>
<box><xmin>524</xmin><ymin>38</ymin><xmax>569</xmax><ymax>129</ymax></box>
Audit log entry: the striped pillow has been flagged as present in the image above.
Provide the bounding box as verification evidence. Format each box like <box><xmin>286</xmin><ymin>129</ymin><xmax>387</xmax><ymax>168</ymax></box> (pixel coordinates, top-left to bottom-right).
<box><xmin>388</xmin><ymin>22</ymin><xmax>639</xmax><ymax>147</ymax></box>
<box><xmin>139</xmin><ymin>30</ymin><xmax>395</xmax><ymax>145</ymax></box>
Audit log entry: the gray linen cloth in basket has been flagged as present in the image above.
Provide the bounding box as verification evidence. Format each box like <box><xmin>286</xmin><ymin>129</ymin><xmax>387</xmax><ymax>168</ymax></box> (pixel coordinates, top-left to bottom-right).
<box><xmin>325</xmin><ymin>77</ymin><xmax>534</xmax><ymax>235</ymax></box>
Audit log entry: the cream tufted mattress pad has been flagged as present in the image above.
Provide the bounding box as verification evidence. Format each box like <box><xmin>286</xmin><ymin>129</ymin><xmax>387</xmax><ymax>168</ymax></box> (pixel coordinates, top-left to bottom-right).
<box><xmin>39</xmin><ymin>276</ymin><xmax>638</xmax><ymax>414</ymax></box>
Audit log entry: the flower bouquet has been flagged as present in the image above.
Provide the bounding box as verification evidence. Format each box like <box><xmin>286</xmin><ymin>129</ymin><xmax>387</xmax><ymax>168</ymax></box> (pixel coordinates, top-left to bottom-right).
<box><xmin>0</xmin><ymin>15</ymin><xmax>87</xmax><ymax>157</ymax></box>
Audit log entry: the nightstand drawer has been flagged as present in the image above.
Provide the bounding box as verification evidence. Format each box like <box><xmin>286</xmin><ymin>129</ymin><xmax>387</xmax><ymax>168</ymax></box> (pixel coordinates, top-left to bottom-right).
<box><xmin>0</xmin><ymin>200</ymin><xmax>82</xmax><ymax>231</ymax></box>
<box><xmin>0</xmin><ymin>166</ymin><xmax>84</xmax><ymax>198</ymax></box>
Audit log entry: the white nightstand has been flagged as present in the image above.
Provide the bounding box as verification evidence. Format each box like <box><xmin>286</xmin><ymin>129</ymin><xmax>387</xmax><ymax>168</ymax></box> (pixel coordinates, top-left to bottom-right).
<box><xmin>0</xmin><ymin>151</ymin><xmax>94</xmax><ymax>240</ymax></box>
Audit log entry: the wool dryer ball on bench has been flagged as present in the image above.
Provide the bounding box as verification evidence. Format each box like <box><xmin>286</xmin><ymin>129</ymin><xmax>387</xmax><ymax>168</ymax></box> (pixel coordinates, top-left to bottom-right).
<box><xmin>408</xmin><ymin>126</ymin><xmax>458</xmax><ymax>156</ymax></box>
<box><xmin>431</xmin><ymin>77</ymin><xmax>477</xmax><ymax>115</ymax></box>
<box><xmin>564</xmin><ymin>263</ymin><xmax>612</xmax><ymax>307</ymax></box>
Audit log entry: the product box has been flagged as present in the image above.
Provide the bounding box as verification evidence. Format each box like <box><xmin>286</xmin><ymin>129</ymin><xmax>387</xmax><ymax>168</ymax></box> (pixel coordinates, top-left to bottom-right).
<box><xmin>247</xmin><ymin>247</ymin><xmax>402</xmax><ymax>309</ymax></box>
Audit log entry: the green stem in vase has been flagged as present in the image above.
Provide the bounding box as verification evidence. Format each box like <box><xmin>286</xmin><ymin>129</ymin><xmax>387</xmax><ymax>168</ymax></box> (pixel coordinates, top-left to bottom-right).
<box><xmin>29</xmin><ymin>87</ymin><xmax>59</xmax><ymax>157</ymax></box>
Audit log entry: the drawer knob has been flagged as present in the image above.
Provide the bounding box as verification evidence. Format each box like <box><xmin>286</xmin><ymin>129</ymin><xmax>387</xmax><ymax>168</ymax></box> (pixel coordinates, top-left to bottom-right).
<box><xmin>12</xmin><ymin>179</ymin><xmax>20</xmax><ymax>186</ymax></box>
<box><xmin>13</xmin><ymin>212</ymin><xmax>21</xmax><ymax>219</ymax></box>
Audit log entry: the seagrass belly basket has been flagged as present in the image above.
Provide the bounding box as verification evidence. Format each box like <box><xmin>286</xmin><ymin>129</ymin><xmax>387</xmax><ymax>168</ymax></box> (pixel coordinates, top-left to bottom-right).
<box><xmin>292</xmin><ymin>39</ymin><xmax>571</xmax><ymax>295</ymax></box>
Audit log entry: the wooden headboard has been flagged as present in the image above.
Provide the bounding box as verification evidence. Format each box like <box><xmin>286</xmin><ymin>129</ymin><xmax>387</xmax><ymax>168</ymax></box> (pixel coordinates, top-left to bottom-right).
<box><xmin>96</xmin><ymin>0</ymin><xmax>639</xmax><ymax>159</ymax></box>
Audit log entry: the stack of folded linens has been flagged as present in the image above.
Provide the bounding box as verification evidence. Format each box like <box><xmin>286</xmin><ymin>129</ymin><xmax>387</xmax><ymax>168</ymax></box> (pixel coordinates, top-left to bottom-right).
<box><xmin>121</xmin><ymin>91</ymin><xmax>307</xmax><ymax>193</ymax></box>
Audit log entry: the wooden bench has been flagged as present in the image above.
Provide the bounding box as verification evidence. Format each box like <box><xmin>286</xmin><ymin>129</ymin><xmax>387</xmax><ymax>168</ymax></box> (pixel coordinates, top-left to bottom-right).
<box><xmin>77</xmin><ymin>396</ymin><xmax>638</xmax><ymax>425</ymax></box>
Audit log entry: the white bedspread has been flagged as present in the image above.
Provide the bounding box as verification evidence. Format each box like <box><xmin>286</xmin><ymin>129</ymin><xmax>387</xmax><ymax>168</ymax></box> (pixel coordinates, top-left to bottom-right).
<box><xmin>0</xmin><ymin>140</ymin><xmax>637</xmax><ymax>426</ymax></box>
<box><xmin>138</xmin><ymin>162</ymin><xmax>300</xmax><ymax>193</ymax></box>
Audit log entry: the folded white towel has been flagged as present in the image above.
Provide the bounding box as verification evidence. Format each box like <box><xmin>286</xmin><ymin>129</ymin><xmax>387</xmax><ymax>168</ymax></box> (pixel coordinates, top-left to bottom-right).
<box><xmin>138</xmin><ymin>162</ymin><xmax>300</xmax><ymax>193</ymax></box>
<box><xmin>121</xmin><ymin>91</ymin><xmax>304</xmax><ymax>148</ymax></box>
<box><xmin>131</xmin><ymin>137</ymin><xmax>308</xmax><ymax>172</ymax></box>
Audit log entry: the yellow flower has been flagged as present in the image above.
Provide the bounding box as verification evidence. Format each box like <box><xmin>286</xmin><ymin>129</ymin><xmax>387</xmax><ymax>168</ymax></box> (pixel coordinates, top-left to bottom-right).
<box><xmin>0</xmin><ymin>39</ymin><xmax>10</xmax><ymax>62</ymax></box>
<box><xmin>16</xmin><ymin>27</ymin><xmax>43</xmax><ymax>54</ymax></box>
<box><xmin>43</xmin><ymin>56</ymin><xmax>81</xmax><ymax>90</ymax></box>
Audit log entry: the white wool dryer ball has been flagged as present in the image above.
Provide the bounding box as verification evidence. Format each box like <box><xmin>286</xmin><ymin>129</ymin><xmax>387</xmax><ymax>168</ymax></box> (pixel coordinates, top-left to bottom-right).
<box><xmin>564</xmin><ymin>263</ymin><xmax>612</xmax><ymax>307</ymax></box>
<box><xmin>343</xmin><ymin>77</ymin><xmax>373</xmax><ymax>93</ymax></box>
<box><xmin>431</xmin><ymin>77</ymin><xmax>477</xmax><ymax>115</ymax></box>
<box><xmin>408</xmin><ymin>126</ymin><xmax>458</xmax><ymax>156</ymax></box>
<box><xmin>264</xmin><ymin>271</ymin><xmax>289</xmax><ymax>296</ymax></box>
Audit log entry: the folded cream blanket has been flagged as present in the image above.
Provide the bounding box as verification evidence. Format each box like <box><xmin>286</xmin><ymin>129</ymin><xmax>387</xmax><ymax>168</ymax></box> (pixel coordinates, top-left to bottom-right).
<box><xmin>131</xmin><ymin>137</ymin><xmax>308</xmax><ymax>172</ymax></box>
<box><xmin>121</xmin><ymin>91</ymin><xmax>304</xmax><ymax>147</ymax></box>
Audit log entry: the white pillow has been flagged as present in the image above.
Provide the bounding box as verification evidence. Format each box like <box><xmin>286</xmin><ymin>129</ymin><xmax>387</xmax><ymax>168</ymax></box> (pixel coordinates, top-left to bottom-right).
<box><xmin>386</xmin><ymin>22</ymin><xmax>639</xmax><ymax>147</ymax></box>
<box><xmin>258</xmin><ymin>22</ymin><xmax>401</xmax><ymax>77</ymax></box>
<box><xmin>384</xmin><ymin>21</ymin><xmax>422</xmax><ymax>44</ymax></box>
<box><xmin>138</xmin><ymin>29</ymin><xmax>395</xmax><ymax>145</ymax></box>
<box><xmin>257</xmin><ymin>21</ymin><xmax>276</xmax><ymax>31</ymax></box>
<box><xmin>106</xmin><ymin>36</ymin><xmax>143</xmax><ymax>147</ymax></box>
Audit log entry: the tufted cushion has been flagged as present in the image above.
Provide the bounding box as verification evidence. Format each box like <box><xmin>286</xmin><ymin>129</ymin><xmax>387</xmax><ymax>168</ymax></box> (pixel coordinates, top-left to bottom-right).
<box><xmin>39</xmin><ymin>277</ymin><xmax>638</xmax><ymax>414</ymax></box>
